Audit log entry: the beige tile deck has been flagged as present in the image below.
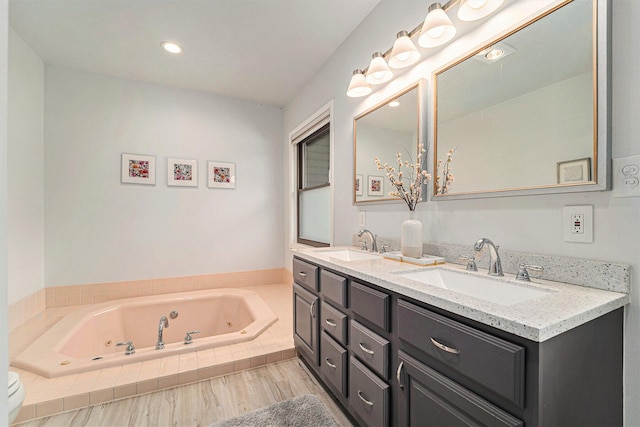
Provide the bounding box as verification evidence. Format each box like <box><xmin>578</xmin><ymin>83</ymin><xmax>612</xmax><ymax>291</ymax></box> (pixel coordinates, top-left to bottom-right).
<box><xmin>10</xmin><ymin>283</ymin><xmax>294</xmax><ymax>424</ymax></box>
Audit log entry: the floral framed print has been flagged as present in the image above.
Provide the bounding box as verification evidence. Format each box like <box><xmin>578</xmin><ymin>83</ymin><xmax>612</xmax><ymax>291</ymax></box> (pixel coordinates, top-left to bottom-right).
<box><xmin>168</xmin><ymin>158</ymin><xmax>198</xmax><ymax>187</ymax></box>
<box><xmin>368</xmin><ymin>175</ymin><xmax>384</xmax><ymax>196</ymax></box>
<box><xmin>557</xmin><ymin>157</ymin><xmax>591</xmax><ymax>184</ymax></box>
<box><xmin>208</xmin><ymin>161</ymin><xmax>236</xmax><ymax>189</ymax></box>
<box><xmin>121</xmin><ymin>153</ymin><xmax>156</xmax><ymax>185</ymax></box>
<box><xmin>355</xmin><ymin>174</ymin><xmax>363</xmax><ymax>196</ymax></box>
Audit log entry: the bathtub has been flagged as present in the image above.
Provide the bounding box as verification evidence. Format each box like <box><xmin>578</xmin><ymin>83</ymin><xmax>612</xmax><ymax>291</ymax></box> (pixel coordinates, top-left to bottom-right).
<box><xmin>12</xmin><ymin>288</ymin><xmax>278</xmax><ymax>378</ymax></box>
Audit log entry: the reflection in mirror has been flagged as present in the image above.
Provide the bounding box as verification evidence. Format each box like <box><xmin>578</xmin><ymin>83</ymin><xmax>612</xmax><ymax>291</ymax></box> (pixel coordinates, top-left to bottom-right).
<box><xmin>354</xmin><ymin>84</ymin><xmax>420</xmax><ymax>204</ymax></box>
<box><xmin>434</xmin><ymin>0</ymin><xmax>604</xmax><ymax>198</ymax></box>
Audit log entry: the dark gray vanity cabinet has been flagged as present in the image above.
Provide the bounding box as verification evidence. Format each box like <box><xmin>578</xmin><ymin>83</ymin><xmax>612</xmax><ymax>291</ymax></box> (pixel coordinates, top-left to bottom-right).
<box><xmin>292</xmin><ymin>255</ymin><xmax>624</xmax><ymax>427</ymax></box>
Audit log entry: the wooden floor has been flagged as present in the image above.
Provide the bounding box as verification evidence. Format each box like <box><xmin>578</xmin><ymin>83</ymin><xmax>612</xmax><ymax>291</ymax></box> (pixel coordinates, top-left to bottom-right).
<box><xmin>16</xmin><ymin>358</ymin><xmax>353</xmax><ymax>427</ymax></box>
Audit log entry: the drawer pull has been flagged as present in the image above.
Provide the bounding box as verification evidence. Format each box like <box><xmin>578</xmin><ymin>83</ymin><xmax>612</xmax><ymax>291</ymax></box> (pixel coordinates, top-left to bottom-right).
<box><xmin>358</xmin><ymin>342</ymin><xmax>375</xmax><ymax>355</ymax></box>
<box><xmin>325</xmin><ymin>319</ymin><xmax>337</xmax><ymax>327</ymax></box>
<box><xmin>309</xmin><ymin>300</ymin><xmax>316</xmax><ymax>318</ymax></box>
<box><xmin>396</xmin><ymin>361</ymin><xmax>404</xmax><ymax>390</ymax></box>
<box><xmin>298</xmin><ymin>271</ymin><xmax>307</xmax><ymax>278</ymax></box>
<box><xmin>325</xmin><ymin>358</ymin><xmax>337</xmax><ymax>369</ymax></box>
<box><xmin>430</xmin><ymin>337</ymin><xmax>460</xmax><ymax>355</ymax></box>
<box><xmin>357</xmin><ymin>390</ymin><xmax>374</xmax><ymax>406</ymax></box>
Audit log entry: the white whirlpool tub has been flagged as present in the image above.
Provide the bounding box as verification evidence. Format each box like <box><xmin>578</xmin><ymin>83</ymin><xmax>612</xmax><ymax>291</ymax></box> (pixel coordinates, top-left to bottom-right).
<box><xmin>13</xmin><ymin>288</ymin><xmax>278</xmax><ymax>378</ymax></box>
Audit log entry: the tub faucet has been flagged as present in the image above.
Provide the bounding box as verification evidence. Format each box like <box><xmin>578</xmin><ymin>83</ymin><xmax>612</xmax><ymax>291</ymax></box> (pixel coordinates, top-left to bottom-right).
<box><xmin>358</xmin><ymin>229</ymin><xmax>377</xmax><ymax>252</ymax></box>
<box><xmin>156</xmin><ymin>315</ymin><xmax>169</xmax><ymax>350</ymax></box>
<box><xmin>474</xmin><ymin>238</ymin><xmax>503</xmax><ymax>277</ymax></box>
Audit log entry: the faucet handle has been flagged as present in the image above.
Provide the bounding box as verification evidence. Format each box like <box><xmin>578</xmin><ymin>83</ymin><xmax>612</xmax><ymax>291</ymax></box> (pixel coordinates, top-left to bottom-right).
<box><xmin>458</xmin><ymin>254</ymin><xmax>478</xmax><ymax>271</ymax></box>
<box><xmin>515</xmin><ymin>264</ymin><xmax>544</xmax><ymax>281</ymax></box>
<box><xmin>184</xmin><ymin>330</ymin><xmax>201</xmax><ymax>344</ymax></box>
<box><xmin>116</xmin><ymin>340</ymin><xmax>136</xmax><ymax>355</ymax></box>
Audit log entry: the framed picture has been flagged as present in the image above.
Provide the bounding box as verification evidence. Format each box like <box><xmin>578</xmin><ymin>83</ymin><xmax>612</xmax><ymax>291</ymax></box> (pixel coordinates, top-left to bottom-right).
<box><xmin>121</xmin><ymin>153</ymin><xmax>156</xmax><ymax>185</ymax></box>
<box><xmin>557</xmin><ymin>157</ymin><xmax>591</xmax><ymax>184</ymax></box>
<box><xmin>208</xmin><ymin>161</ymin><xmax>236</xmax><ymax>189</ymax></box>
<box><xmin>355</xmin><ymin>174</ymin><xmax>363</xmax><ymax>196</ymax></box>
<box><xmin>167</xmin><ymin>158</ymin><xmax>198</xmax><ymax>187</ymax></box>
<box><xmin>368</xmin><ymin>175</ymin><xmax>384</xmax><ymax>196</ymax></box>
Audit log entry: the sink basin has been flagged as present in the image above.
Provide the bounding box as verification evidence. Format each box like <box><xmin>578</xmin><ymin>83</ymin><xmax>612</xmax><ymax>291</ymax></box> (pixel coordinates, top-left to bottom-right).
<box><xmin>392</xmin><ymin>268</ymin><xmax>553</xmax><ymax>306</ymax></box>
<box><xmin>315</xmin><ymin>249</ymin><xmax>381</xmax><ymax>262</ymax></box>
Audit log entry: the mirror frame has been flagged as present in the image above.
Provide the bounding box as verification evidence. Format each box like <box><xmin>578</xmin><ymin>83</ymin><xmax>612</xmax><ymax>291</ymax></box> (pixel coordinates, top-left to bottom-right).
<box><xmin>431</xmin><ymin>0</ymin><xmax>610</xmax><ymax>201</ymax></box>
<box><xmin>353</xmin><ymin>81</ymin><xmax>426</xmax><ymax>205</ymax></box>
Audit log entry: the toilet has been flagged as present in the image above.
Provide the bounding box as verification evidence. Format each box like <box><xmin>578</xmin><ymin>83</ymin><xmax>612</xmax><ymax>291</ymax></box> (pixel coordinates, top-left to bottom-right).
<box><xmin>8</xmin><ymin>371</ymin><xmax>25</xmax><ymax>424</ymax></box>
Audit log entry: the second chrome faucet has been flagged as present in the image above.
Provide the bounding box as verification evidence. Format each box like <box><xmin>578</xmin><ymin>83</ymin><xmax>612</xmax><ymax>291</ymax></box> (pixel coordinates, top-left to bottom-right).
<box><xmin>156</xmin><ymin>315</ymin><xmax>169</xmax><ymax>350</ymax></box>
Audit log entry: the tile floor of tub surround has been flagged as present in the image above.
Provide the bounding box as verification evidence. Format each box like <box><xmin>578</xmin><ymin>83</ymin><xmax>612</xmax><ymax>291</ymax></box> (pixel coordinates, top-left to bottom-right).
<box><xmin>10</xmin><ymin>283</ymin><xmax>294</xmax><ymax>424</ymax></box>
<box><xmin>14</xmin><ymin>358</ymin><xmax>353</xmax><ymax>427</ymax></box>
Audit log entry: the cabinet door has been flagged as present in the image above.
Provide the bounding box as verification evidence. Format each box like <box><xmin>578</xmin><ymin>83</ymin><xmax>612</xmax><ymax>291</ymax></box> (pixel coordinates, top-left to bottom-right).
<box><xmin>397</xmin><ymin>351</ymin><xmax>522</xmax><ymax>427</ymax></box>
<box><xmin>293</xmin><ymin>284</ymin><xmax>319</xmax><ymax>365</ymax></box>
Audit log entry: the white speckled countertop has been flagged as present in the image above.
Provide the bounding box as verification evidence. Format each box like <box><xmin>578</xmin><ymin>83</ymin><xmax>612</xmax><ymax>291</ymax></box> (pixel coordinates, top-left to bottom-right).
<box><xmin>293</xmin><ymin>247</ymin><xmax>629</xmax><ymax>342</ymax></box>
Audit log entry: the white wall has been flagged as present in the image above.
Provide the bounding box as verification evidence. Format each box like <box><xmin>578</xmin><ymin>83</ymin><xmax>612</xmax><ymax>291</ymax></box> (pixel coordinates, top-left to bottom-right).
<box><xmin>0</xmin><ymin>0</ymin><xmax>9</xmax><ymax>418</ymax></box>
<box><xmin>283</xmin><ymin>0</ymin><xmax>640</xmax><ymax>424</ymax></box>
<box><xmin>7</xmin><ymin>28</ymin><xmax>44</xmax><ymax>304</ymax></box>
<box><xmin>45</xmin><ymin>66</ymin><xmax>284</xmax><ymax>287</ymax></box>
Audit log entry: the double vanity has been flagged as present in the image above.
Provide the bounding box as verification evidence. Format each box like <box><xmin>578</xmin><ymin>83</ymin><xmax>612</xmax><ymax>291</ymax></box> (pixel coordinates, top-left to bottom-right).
<box><xmin>292</xmin><ymin>246</ymin><xmax>628</xmax><ymax>426</ymax></box>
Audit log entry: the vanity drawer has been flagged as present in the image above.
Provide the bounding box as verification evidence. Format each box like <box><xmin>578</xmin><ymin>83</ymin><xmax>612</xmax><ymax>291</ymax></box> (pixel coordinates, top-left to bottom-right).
<box><xmin>398</xmin><ymin>299</ymin><xmax>525</xmax><ymax>407</ymax></box>
<box><xmin>349</xmin><ymin>356</ymin><xmax>389</xmax><ymax>427</ymax></box>
<box><xmin>321</xmin><ymin>301</ymin><xmax>348</xmax><ymax>345</ymax></box>
<box><xmin>320</xmin><ymin>332</ymin><xmax>348</xmax><ymax>398</ymax></box>
<box><xmin>350</xmin><ymin>281</ymin><xmax>390</xmax><ymax>332</ymax></box>
<box><xmin>293</xmin><ymin>258</ymin><xmax>319</xmax><ymax>291</ymax></box>
<box><xmin>350</xmin><ymin>320</ymin><xmax>389</xmax><ymax>379</ymax></box>
<box><xmin>320</xmin><ymin>270</ymin><xmax>348</xmax><ymax>308</ymax></box>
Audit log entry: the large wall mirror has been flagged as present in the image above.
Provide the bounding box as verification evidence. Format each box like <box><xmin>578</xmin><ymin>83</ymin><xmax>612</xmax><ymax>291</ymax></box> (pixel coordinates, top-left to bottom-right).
<box><xmin>354</xmin><ymin>83</ymin><xmax>422</xmax><ymax>204</ymax></box>
<box><xmin>433</xmin><ymin>0</ymin><xmax>609</xmax><ymax>199</ymax></box>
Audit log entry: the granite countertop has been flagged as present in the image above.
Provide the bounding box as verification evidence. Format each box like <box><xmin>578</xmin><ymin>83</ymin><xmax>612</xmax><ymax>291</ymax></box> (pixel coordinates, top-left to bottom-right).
<box><xmin>293</xmin><ymin>247</ymin><xmax>630</xmax><ymax>342</ymax></box>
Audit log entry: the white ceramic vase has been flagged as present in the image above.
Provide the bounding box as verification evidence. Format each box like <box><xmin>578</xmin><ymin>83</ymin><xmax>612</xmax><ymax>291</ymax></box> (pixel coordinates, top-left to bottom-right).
<box><xmin>401</xmin><ymin>210</ymin><xmax>423</xmax><ymax>258</ymax></box>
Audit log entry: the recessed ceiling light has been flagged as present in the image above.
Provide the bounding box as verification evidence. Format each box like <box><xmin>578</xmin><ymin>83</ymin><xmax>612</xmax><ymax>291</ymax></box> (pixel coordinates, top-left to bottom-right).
<box><xmin>388</xmin><ymin>101</ymin><xmax>401</xmax><ymax>107</ymax></box>
<box><xmin>161</xmin><ymin>41</ymin><xmax>182</xmax><ymax>54</ymax></box>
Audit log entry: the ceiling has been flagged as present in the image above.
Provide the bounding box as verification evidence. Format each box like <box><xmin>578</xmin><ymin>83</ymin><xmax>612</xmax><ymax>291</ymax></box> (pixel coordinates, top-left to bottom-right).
<box><xmin>9</xmin><ymin>0</ymin><xmax>381</xmax><ymax>107</ymax></box>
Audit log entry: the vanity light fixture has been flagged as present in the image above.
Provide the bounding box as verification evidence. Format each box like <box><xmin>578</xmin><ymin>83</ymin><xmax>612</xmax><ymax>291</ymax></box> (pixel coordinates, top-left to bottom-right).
<box><xmin>347</xmin><ymin>69</ymin><xmax>373</xmax><ymax>98</ymax></box>
<box><xmin>457</xmin><ymin>0</ymin><xmax>504</xmax><ymax>22</ymax></box>
<box><xmin>346</xmin><ymin>0</ymin><xmax>504</xmax><ymax>98</ymax></box>
<box><xmin>388</xmin><ymin>31</ymin><xmax>421</xmax><ymax>69</ymax></box>
<box><xmin>366</xmin><ymin>52</ymin><xmax>394</xmax><ymax>85</ymax></box>
<box><xmin>418</xmin><ymin>3</ymin><xmax>456</xmax><ymax>48</ymax></box>
<box><xmin>161</xmin><ymin>41</ymin><xmax>182</xmax><ymax>54</ymax></box>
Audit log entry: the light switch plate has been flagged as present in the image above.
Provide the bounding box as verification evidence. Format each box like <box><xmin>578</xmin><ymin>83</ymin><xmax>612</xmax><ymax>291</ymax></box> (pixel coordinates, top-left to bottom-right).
<box><xmin>563</xmin><ymin>205</ymin><xmax>593</xmax><ymax>243</ymax></box>
<box><xmin>359</xmin><ymin>211</ymin><xmax>366</xmax><ymax>227</ymax></box>
<box><xmin>612</xmin><ymin>155</ymin><xmax>640</xmax><ymax>198</ymax></box>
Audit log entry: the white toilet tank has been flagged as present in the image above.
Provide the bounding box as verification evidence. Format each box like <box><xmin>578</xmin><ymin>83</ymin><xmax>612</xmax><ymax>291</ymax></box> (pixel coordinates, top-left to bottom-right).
<box><xmin>8</xmin><ymin>371</ymin><xmax>25</xmax><ymax>424</ymax></box>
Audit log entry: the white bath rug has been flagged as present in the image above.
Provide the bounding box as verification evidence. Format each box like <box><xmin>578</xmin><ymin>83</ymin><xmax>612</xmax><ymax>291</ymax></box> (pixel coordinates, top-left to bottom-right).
<box><xmin>210</xmin><ymin>394</ymin><xmax>339</xmax><ymax>427</ymax></box>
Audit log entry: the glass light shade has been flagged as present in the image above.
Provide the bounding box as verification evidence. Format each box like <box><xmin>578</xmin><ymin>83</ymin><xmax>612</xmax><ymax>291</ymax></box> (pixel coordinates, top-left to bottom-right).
<box><xmin>347</xmin><ymin>69</ymin><xmax>372</xmax><ymax>98</ymax></box>
<box><xmin>458</xmin><ymin>0</ymin><xmax>504</xmax><ymax>21</ymax></box>
<box><xmin>388</xmin><ymin>31</ymin><xmax>421</xmax><ymax>69</ymax></box>
<box><xmin>366</xmin><ymin>52</ymin><xmax>393</xmax><ymax>85</ymax></box>
<box><xmin>418</xmin><ymin>3</ymin><xmax>457</xmax><ymax>48</ymax></box>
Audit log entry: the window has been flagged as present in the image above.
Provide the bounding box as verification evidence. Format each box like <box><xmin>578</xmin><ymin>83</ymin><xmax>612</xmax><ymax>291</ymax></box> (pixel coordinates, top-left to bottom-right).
<box><xmin>295</xmin><ymin>121</ymin><xmax>331</xmax><ymax>247</ymax></box>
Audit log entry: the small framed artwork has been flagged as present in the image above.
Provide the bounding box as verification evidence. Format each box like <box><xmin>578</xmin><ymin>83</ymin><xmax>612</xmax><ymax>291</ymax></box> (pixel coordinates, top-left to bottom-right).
<box><xmin>208</xmin><ymin>161</ymin><xmax>236</xmax><ymax>189</ymax></box>
<box><xmin>121</xmin><ymin>153</ymin><xmax>156</xmax><ymax>185</ymax></box>
<box><xmin>368</xmin><ymin>175</ymin><xmax>384</xmax><ymax>196</ymax></box>
<box><xmin>557</xmin><ymin>157</ymin><xmax>591</xmax><ymax>184</ymax></box>
<box><xmin>355</xmin><ymin>174</ymin><xmax>363</xmax><ymax>196</ymax></box>
<box><xmin>168</xmin><ymin>158</ymin><xmax>198</xmax><ymax>187</ymax></box>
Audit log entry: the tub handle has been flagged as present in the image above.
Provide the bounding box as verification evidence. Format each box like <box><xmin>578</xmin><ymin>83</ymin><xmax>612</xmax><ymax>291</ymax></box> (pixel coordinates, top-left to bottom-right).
<box><xmin>116</xmin><ymin>340</ymin><xmax>136</xmax><ymax>355</ymax></box>
<box><xmin>184</xmin><ymin>330</ymin><xmax>200</xmax><ymax>345</ymax></box>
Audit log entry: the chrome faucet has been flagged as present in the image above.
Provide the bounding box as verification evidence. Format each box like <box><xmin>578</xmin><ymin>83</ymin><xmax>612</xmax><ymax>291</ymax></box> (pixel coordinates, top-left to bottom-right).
<box><xmin>474</xmin><ymin>238</ymin><xmax>503</xmax><ymax>276</ymax></box>
<box><xmin>156</xmin><ymin>315</ymin><xmax>169</xmax><ymax>350</ymax></box>
<box><xmin>358</xmin><ymin>229</ymin><xmax>377</xmax><ymax>252</ymax></box>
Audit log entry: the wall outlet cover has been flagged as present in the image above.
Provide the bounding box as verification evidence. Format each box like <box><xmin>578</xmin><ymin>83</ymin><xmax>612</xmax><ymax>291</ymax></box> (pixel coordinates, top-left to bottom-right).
<box><xmin>563</xmin><ymin>205</ymin><xmax>593</xmax><ymax>243</ymax></box>
<box><xmin>612</xmin><ymin>155</ymin><xmax>640</xmax><ymax>198</ymax></box>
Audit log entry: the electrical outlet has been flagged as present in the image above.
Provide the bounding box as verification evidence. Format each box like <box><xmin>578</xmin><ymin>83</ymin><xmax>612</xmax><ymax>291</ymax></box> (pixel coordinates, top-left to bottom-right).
<box><xmin>563</xmin><ymin>205</ymin><xmax>593</xmax><ymax>243</ymax></box>
<box><xmin>359</xmin><ymin>211</ymin><xmax>366</xmax><ymax>227</ymax></box>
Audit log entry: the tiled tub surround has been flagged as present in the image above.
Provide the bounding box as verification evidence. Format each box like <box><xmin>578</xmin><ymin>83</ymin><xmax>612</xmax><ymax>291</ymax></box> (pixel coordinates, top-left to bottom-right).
<box><xmin>299</xmin><ymin>246</ymin><xmax>630</xmax><ymax>342</ymax></box>
<box><xmin>8</xmin><ymin>268</ymin><xmax>286</xmax><ymax>333</ymax></box>
<box><xmin>9</xmin><ymin>283</ymin><xmax>295</xmax><ymax>424</ymax></box>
